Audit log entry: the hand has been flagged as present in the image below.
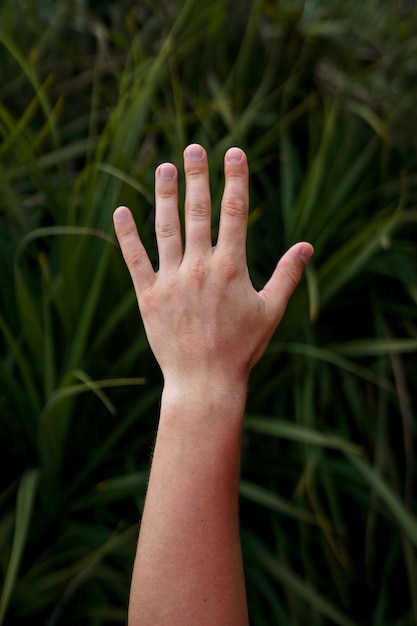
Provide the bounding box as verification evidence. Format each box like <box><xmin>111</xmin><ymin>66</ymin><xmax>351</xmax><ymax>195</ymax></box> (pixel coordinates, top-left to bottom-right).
<box><xmin>113</xmin><ymin>144</ymin><xmax>313</xmax><ymax>390</ymax></box>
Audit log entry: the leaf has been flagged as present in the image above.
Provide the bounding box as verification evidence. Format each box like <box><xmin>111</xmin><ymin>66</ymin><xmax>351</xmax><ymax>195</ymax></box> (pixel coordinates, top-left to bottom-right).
<box><xmin>245</xmin><ymin>416</ymin><xmax>364</xmax><ymax>456</ymax></box>
<box><xmin>0</xmin><ymin>469</ymin><xmax>39</xmax><ymax>625</ymax></box>
<box><xmin>240</xmin><ymin>480</ymin><xmax>318</xmax><ymax>525</ymax></box>
<box><xmin>243</xmin><ymin>531</ymin><xmax>356</xmax><ymax>626</ymax></box>
<box><xmin>348</xmin><ymin>454</ymin><xmax>417</xmax><ymax>548</ymax></box>
<box><xmin>330</xmin><ymin>338</ymin><xmax>417</xmax><ymax>357</ymax></box>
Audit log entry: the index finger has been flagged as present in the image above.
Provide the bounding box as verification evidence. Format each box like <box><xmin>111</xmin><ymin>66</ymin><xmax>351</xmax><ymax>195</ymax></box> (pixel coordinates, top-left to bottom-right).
<box><xmin>216</xmin><ymin>147</ymin><xmax>249</xmax><ymax>260</ymax></box>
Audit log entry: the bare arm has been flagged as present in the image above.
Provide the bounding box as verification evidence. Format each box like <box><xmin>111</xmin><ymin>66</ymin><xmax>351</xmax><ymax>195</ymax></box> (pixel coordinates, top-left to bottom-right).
<box><xmin>113</xmin><ymin>144</ymin><xmax>313</xmax><ymax>625</ymax></box>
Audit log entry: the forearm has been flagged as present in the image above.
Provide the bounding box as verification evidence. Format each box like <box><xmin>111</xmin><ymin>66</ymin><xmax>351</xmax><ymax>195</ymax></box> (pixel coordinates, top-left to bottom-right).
<box><xmin>128</xmin><ymin>380</ymin><xmax>249</xmax><ymax>626</ymax></box>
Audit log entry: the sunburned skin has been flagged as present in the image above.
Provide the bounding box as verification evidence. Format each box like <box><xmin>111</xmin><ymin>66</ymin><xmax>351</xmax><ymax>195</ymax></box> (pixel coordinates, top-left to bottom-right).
<box><xmin>113</xmin><ymin>144</ymin><xmax>313</xmax><ymax>625</ymax></box>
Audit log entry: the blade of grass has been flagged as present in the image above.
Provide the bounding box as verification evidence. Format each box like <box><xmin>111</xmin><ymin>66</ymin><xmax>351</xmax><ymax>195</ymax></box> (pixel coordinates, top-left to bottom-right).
<box><xmin>0</xmin><ymin>469</ymin><xmax>39</xmax><ymax>626</ymax></box>
<box><xmin>267</xmin><ymin>342</ymin><xmax>395</xmax><ymax>392</ymax></box>
<box><xmin>43</xmin><ymin>375</ymin><xmax>146</xmax><ymax>415</ymax></box>
<box><xmin>245</xmin><ymin>417</ymin><xmax>364</xmax><ymax>456</ymax></box>
<box><xmin>243</xmin><ymin>531</ymin><xmax>356</xmax><ymax>626</ymax></box>
<box><xmin>348</xmin><ymin>454</ymin><xmax>417</xmax><ymax>547</ymax></box>
<box><xmin>0</xmin><ymin>32</ymin><xmax>58</xmax><ymax>145</ymax></box>
<box><xmin>240</xmin><ymin>480</ymin><xmax>319</xmax><ymax>525</ymax></box>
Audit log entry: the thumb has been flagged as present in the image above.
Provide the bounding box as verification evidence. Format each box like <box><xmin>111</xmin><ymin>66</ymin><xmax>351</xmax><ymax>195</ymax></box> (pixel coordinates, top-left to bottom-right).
<box><xmin>260</xmin><ymin>242</ymin><xmax>314</xmax><ymax>322</ymax></box>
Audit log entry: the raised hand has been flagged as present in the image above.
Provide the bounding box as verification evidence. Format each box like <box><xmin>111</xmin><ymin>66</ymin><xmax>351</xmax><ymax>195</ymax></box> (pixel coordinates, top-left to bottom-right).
<box><xmin>113</xmin><ymin>144</ymin><xmax>313</xmax><ymax>390</ymax></box>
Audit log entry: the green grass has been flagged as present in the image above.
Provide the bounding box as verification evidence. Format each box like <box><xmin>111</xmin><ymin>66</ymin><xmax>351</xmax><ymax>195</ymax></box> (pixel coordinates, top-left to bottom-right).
<box><xmin>1</xmin><ymin>0</ymin><xmax>417</xmax><ymax>623</ymax></box>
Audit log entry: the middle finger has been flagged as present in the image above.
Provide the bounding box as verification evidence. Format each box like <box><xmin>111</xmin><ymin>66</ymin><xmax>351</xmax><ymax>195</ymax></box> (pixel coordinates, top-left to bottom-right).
<box><xmin>183</xmin><ymin>144</ymin><xmax>212</xmax><ymax>256</ymax></box>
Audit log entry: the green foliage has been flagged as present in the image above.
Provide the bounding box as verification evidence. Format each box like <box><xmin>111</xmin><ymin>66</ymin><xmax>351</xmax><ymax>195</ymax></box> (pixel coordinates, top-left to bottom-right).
<box><xmin>1</xmin><ymin>0</ymin><xmax>417</xmax><ymax>623</ymax></box>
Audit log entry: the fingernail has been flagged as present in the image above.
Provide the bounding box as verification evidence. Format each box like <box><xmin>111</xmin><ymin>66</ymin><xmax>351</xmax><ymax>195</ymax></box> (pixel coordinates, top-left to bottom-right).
<box><xmin>299</xmin><ymin>244</ymin><xmax>314</xmax><ymax>266</ymax></box>
<box><xmin>226</xmin><ymin>147</ymin><xmax>243</xmax><ymax>164</ymax></box>
<box><xmin>185</xmin><ymin>144</ymin><xmax>204</xmax><ymax>161</ymax></box>
<box><xmin>159</xmin><ymin>163</ymin><xmax>176</xmax><ymax>181</ymax></box>
<box><xmin>114</xmin><ymin>206</ymin><xmax>130</xmax><ymax>222</ymax></box>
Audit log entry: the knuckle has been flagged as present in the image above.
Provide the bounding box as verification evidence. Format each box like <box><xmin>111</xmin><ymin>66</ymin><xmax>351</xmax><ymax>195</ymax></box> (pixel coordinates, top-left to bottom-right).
<box><xmin>185</xmin><ymin>256</ymin><xmax>207</xmax><ymax>281</ymax></box>
<box><xmin>125</xmin><ymin>249</ymin><xmax>147</xmax><ymax>272</ymax></box>
<box><xmin>189</xmin><ymin>200</ymin><xmax>209</xmax><ymax>218</ymax></box>
<box><xmin>156</xmin><ymin>220</ymin><xmax>178</xmax><ymax>239</ymax></box>
<box><xmin>222</xmin><ymin>195</ymin><xmax>247</xmax><ymax>218</ymax></box>
<box><xmin>158</xmin><ymin>187</ymin><xmax>175</xmax><ymax>200</ymax></box>
<box><xmin>185</xmin><ymin>163</ymin><xmax>204</xmax><ymax>178</ymax></box>
<box><xmin>284</xmin><ymin>265</ymin><xmax>301</xmax><ymax>290</ymax></box>
<box><xmin>138</xmin><ymin>286</ymin><xmax>157</xmax><ymax>317</ymax></box>
<box><xmin>191</xmin><ymin>258</ymin><xmax>206</xmax><ymax>278</ymax></box>
<box><xmin>218</xmin><ymin>253</ymin><xmax>240</xmax><ymax>281</ymax></box>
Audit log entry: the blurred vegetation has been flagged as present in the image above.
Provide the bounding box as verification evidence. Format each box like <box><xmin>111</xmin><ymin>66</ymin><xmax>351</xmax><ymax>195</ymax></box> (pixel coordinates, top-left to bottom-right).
<box><xmin>1</xmin><ymin>0</ymin><xmax>417</xmax><ymax>623</ymax></box>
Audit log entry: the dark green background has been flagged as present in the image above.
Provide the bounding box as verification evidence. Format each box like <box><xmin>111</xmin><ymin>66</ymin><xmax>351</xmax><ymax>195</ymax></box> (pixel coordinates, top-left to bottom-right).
<box><xmin>1</xmin><ymin>1</ymin><xmax>417</xmax><ymax>623</ymax></box>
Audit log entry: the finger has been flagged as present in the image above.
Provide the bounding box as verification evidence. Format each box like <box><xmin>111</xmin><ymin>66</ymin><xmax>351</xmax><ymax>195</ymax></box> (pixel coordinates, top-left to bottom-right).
<box><xmin>260</xmin><ymin>242</ymin><xmax>314</xmax><ymax>323</ymax></box>
<box><xmin>155</xmin><ymin>163</ymin><xmax>182</xmax><ymax>272</ymax></box>
<box><xmin>216</xmin><ymin>147</ymin><xmax>249</xmax><ymax>261</ymax></box>
<box><xmin>183</xmin><ymin>144</ymin><xmax>212</xmax><ymax>255</ymax></box>
<box><xmin>113</xmin><ymin>206</ymin><xmax>155</xmax><ymax>293</ymax></box>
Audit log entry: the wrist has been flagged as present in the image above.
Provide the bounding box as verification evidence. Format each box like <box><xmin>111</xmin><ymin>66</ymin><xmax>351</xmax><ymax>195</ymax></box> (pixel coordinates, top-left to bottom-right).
<box><xmin>160</xmin><ymin>375</ymin><xmax>248</xmax><ymax>426</ymax></box>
